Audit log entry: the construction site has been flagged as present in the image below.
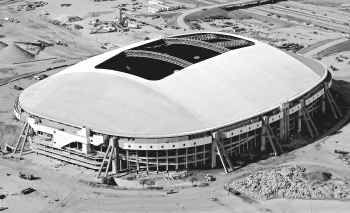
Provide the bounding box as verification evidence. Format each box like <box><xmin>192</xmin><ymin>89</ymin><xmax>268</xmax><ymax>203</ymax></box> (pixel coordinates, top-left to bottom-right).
<box><xmin>1</xmin><ymin>0</ymin><xmax>350</xmax><ymax>212</ymax></box>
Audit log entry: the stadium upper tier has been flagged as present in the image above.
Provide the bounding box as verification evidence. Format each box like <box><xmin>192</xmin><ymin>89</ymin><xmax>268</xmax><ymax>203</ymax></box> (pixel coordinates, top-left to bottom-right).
<box><xmin>19</xmin><ymin>32</ymin><xmax>326</xmax><ymax>138</ymax></box>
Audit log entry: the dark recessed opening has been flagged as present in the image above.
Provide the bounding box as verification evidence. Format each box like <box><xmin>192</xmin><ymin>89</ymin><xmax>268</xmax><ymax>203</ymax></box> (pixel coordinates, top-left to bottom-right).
<box><xmin>95</xmin><ymin>33</ymin><xmax>254</xmax><ymax>80</ymax></box>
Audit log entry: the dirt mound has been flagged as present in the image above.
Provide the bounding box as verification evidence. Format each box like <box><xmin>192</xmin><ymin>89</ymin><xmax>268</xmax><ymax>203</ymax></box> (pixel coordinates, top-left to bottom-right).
<box><xmin>0</xmin><ymin>43</ymin><xmax>35</xmax><ymax>64</ymax></box>
<box><xmin>228</xmin><ymin>165</ymin><xmax>350</xmax><ymax>200</ymax></box>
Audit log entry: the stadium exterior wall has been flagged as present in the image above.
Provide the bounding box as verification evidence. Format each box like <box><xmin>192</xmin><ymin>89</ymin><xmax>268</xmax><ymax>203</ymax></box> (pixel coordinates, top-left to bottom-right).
<box><xmin>13</xmin><ymin>68</ymin><xmax>336</xmax><ymax>172</ymax></box>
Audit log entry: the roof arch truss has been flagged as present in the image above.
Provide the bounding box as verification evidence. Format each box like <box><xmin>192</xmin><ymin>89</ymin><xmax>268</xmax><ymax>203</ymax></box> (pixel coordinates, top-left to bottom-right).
<box><xmin>215</xmin><ymin>40</ymin><xmax>251</xmax><ymax>49</ymax></box>
<box><xmin>123</xmin><ymin>50</ymin><xmax>193</xmax><ymax>68</ymax></box>
<box><xmin>164</xmin><ymin>38</ymin><xmax>229</xmax><ymax>54</ymax></box>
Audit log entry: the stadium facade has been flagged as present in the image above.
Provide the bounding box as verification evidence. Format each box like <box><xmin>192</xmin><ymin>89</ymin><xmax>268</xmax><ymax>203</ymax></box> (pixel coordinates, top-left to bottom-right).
<box><xmin>13</xmin><ymin>32</ymin><xmax>342</xmax><ymax>175</ymax></box>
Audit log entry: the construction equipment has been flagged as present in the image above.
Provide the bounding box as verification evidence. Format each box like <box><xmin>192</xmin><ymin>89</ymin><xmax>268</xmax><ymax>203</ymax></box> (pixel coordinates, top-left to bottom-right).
<box><xmin>166</xmin><ymin>189</ymin><xmax>178</xmax><ymax>195</ymax></box>
<box><xmin>205</xmin><ymin>174</ymin><xmax>216</xmax><ymax>181</ymax></box>
<box><xmin>21</xmin><ymin>187</ymin><xmax>36</xmax><ymax>195</ymax></box>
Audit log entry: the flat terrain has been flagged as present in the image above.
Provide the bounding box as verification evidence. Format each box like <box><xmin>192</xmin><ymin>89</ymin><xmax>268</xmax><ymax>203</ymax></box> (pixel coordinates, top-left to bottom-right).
<box><xmin>1</xmin><ymin>0</ymin><xmax>350</xmax><ymax>212</ymax></box>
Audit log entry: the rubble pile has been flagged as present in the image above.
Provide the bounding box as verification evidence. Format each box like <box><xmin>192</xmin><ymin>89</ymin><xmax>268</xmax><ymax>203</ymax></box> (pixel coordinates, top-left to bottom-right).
<box><xmin>89</xmin><ymin>19</ymin><xmax>129</xmax><ymax>34</ymax></box>
<box><xmin>228</xmin><ymin>166</ymin><xmax>350</xmax><ymax>200</ymax></box>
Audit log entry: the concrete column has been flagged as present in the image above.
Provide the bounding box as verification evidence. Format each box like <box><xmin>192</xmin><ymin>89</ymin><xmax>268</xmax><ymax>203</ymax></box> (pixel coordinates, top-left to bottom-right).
<box><xmin>297</xmin><ymin>102</ymin><xmax>303</xmax><ymax>134</ymax></box>
<box><xmin>279</xmin><ymin>102</ymin><xmax>290</xmax><ymax>143</ymax></box>
<box><xmin>260</xmin><ymin>121</ymin><xmax>266</xmax><ymax>152</ymax></box>
<box><xmin>126</xmin><ymin>150</ymin><xmax>129</xmax><ymax>170</ymax></box>
<box><xmin>136</xmin><ymin>150</ymin><xmax>140</xmax><ymax>171</ymax></box>
<box><xmin>185</xmin><ymin>148</ymin><xmax>188</xmax><ymax>169</ymax></box>
<box><xmin>175</xmin><ymin>149</ymin><xmax>179</xmax><ymax>170</ymax></box>
<box><xmin>321</xmin><ymin>93</ymin><xmax>326</xmax><ymax>114</ymax></box>
<box><xmin>111</xmin><ymin>137</ymin><xmax>119</xmax><ymax>174</ymax></box>
<box><xmin>146</xmin><ymin>150</ymin><xmax>149</xmax><ymax>172</ymax></box>
<box><xmin>194</xmin><ymin>144</ymin><xmax>197</xmax><ymax>168</ymax></box>
<box><xmin>323</xmin><ymin>82</ymin><xmax>329</xmax><ymax>114</ymax></box>
<box><xmin>156</xmin><ymin>151</ymin><xmax>159</xmax><ymax>172</ymax></box>
<box><xmin>203</xmin><ymin>144</ymin><xmax>206</xmax><ymax>167</ymax></box>
<box><xmin>211</xmin><ymin>135</ymin><xmax>217</xmax><ymax>168</ymax></box>
<box><xmin>166</xmin><ymin>149</ymin><xmax>169</xmax><ymax>171</ymax></box>
<box><xmin>82</xmin><ymin>127</ymin><xmax>91</xmax><ymax>154</ymax></box>
<box><xmin>119</xmin><ymin>155</ymin><xmax>123</xmax><ymax>171</ymax></box>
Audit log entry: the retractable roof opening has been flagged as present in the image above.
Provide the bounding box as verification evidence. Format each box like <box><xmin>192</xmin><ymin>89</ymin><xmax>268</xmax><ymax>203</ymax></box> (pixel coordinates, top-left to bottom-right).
<box><xmin>95</xmin><ymin>33</ymin><xmax>254</xmax><ymax>80</ymax></box>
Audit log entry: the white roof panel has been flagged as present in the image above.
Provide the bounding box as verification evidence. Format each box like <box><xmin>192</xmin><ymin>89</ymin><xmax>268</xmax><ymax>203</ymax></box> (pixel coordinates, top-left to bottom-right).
<box><xmin>19</xmin><ymin>32</ymin><xmax>326</xmax><ymax>137</ymax></box>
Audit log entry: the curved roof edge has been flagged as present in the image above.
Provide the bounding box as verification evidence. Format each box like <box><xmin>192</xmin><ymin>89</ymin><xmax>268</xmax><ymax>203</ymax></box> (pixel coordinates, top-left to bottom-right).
<box><xmin>18</xmin><ymin>32</ymin><xmax>329</xmax><ymax>138</ymax></box>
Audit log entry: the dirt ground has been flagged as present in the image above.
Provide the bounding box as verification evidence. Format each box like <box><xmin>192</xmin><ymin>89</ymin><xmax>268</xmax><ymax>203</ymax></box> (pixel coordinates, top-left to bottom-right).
<box><xmin>1</xmin><ymin>0</ymin><xmax>350</xmax><ymax>212</ymax></box>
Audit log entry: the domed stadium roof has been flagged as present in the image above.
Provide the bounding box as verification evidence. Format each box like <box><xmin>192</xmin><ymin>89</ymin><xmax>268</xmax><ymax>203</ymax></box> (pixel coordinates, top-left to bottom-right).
<box><xmin>19</xmin><ymin>32</ymin><xmax>326</xmax><ymax>138</ymax></box>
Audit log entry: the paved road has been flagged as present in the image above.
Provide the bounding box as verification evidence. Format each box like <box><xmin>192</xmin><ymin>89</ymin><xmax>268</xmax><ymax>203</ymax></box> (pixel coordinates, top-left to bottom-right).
<box><xmin>250</xmin><ymin>5</ymin><xmax>350</xmax><ymax>34</ymax></box>
<box><xmin>176</xmin><ymin>0</ymin><xmax>252</xmax><ymax>30</ymax></box>
<box><xmin>0</xmin><ymin>63</ymin><xmax>75</xmax><ymax>87</ymax></box>
<box><xmin>301</xmin><ymin>38</ymin><xmax>349</xmax><ymax>58</ymax></box>
<box><xmin>177</xmin><ymin>0</ymin><xmax>350</xmax><ymax>34</ymax></box>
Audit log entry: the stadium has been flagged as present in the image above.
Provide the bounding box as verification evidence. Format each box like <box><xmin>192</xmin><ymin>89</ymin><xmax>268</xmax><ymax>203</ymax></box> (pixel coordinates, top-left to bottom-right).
<box><xmin>12</xmin><ymin>32</ymin><xmax>341</xmax><ymax>175</ymax></box>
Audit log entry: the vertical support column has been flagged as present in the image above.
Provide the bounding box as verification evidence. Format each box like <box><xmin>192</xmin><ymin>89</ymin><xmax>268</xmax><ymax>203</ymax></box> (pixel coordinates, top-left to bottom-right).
<box><xmin>185</xmin><ymin>148</ymin><xmax>188</xmax><ymax>170</ymax></box>
<box><xmin>111</xmin><ymin>137</ymin><xmax>119</xmax><ymax>174</ymax></box>
<box><xmin>211</xmin><ymin>141</ymin><xmax>217</xmax><ymax>168</ymax></box>
<box><xmin>175</xmin><ymin>149</ymin><xmax>179</xmax><ymax>170</ymax></box>
<box><xmin>166</xmin><ymin>149</ymin><xmax>169</xmax><ymax>171</ymax></box>
<box><xmin>156</xmin><ymin>151</ymin><xmax>159</xmax><ymax>172</ymax></box>
<box><xmin>260</xmin><ymin>121</ymin><xmax>266</xmax><ymax>152</ymax></box>
<box><xmin>203</xmin><ymin>144</ymin><xmax>206</xmax><ymax>168</ymax></box>
<box><xmin>126</xmin><ymin>149</ymin><xmax>130</xmax><ymax>170</ymax></box>
<box><xmin>82</xmin><ymin>126</ymin><xmax>91</xmax><ymax>154</ymax></box>
<box><xmin>119</xmin><ymin>154</ymin><xmax>123</xmax><ymax>171</ymax></box>
<box><xmin>238</xmin><ymin>133</ymin><xmax>241</xmax><ymax>154</ymax></box>
<box><xmin>297</xmin><ymin>108</ymin><xmax>302</xmax><ymax>134</ymax></box>
<box><xmin>321</xmin><ymin>92</ymin><xmax>326</xmax><ymax>114</ymax></box>
<box><xmin>254</xmin><ymin>129</ymin><xmax>257</xmax><ymax>148</ymax></box>
<box><xmin>194</xmin><ymin>144</ymin><xmax>197</xmax><ymax>168</ymax></box>
<box><xmin>136</xmin><ymin>150</ymin><xmax>140</xmax><ymax>171</ymax></box>
<box><xmin>247</xmin><ymin>136</ymin><xmax>249</xmax><ymax>152</ymax></box>
<box><xmin>279</xmin><ymin>102</ymin><xmax>290</xmax><ymax>143</ymax></box>
<box><xmin>146</xmin><ymin>150</ymin><xmax>149</xmax><ymax>172</ymax></box>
